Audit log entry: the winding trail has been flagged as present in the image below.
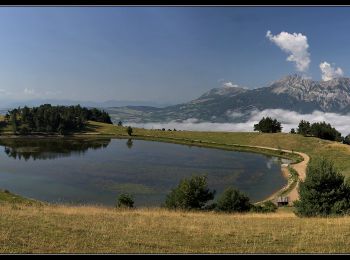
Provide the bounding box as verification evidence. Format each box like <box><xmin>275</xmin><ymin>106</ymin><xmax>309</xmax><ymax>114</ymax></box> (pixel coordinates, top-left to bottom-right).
<box><xmin>248</xmin><ymin>145</ymin><xmax>310</xmax><ymax>204</ymax></box>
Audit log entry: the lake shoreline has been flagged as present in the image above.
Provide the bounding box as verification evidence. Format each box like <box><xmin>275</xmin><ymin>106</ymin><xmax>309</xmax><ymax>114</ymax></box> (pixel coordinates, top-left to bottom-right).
<box><xmin>0</xmin><ymin>133</ymin><xmax>305</xmax><ymax>207</ymax></box>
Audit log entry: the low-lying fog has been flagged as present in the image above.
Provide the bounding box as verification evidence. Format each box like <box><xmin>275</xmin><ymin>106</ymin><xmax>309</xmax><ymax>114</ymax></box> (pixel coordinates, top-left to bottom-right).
<box><xmin>126</xmin><ymin>109</ymin><xmax>350</xmax><ymax>136</ymax></box>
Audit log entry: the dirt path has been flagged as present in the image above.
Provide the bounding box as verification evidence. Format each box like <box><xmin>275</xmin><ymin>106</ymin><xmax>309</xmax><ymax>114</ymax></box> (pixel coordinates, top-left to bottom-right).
<box><xmin>240</xmin><ymin>145</ymin><xmax>310</xmax><ymax>204</ymax></box>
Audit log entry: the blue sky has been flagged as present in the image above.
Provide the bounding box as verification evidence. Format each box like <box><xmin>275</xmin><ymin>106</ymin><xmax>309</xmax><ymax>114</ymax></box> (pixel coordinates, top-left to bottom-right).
<box><xmin>0</xmin><ymin>6</ymin><xmax>349</xmax><ymax>104</ymax></box>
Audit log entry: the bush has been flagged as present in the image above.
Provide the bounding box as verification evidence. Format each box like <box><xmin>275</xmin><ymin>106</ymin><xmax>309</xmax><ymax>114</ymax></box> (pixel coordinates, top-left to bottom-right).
<box><xmin>164</xmin><ymin>175</ymin><xmax>215</xmax><ymax>210</ymax></box>
<box><xmin>253</xmin><ymin>117</ymin><xmax>282</xmax><ymax>133</ymax></box>
<box><xmin>215</xmin><ymin>187</ymin><xmax>251</xmax><ymax>213</ymax></box>
<box><xmin>250</xmin><ymin>201</ymin><xmax>278</xmax><ymax>213</ymax></box>
<box><xmin>116</xmin><ymin>193</ymin><xmax>134</xmax><ymax>208</ymax></box>
<box><xmin>294</xmin><ymin>157</ymin><xmax>350</xmax><ymax>217</ymax></box>
<box><xmin>127</xmin><ymin>126</ymin><xmax>133</xmax><ymax>136</ymax></box>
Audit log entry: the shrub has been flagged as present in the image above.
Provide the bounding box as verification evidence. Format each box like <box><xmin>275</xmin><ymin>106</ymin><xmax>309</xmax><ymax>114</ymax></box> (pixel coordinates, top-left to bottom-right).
<box><xmin>127</xmin><ymin>126</ymin><xmax>133</xmax><ymax>136</ymax></box>
<box><xmin>215</xmin><ymin>187</ymin><xmax>251</xmax><ymax>213</ymax></box>
<box><xmin>294</xmin><ymin>157</ymin><xmax>350</xmax><ymax>217</ymax></box>
<box><xmin>164</xmin><ymin>175</ymin><xmax>215</xmax><ymax>210</ymax></box>
<box><xmin>251</xmin><ymin>201</ymin><xmax>278</xmax><ymax>213</ymax></box>
<box><xmin>116</xmin><ymin>193</ymin><xmax>134</xmax><ymax>208</ymax></box>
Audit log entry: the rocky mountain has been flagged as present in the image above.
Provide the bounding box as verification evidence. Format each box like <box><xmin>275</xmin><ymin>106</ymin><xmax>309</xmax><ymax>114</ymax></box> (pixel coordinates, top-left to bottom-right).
<box><xmin>106</xmin><ymin>74</ymin><xmax>350</xmax><ymax>123</ymax></box>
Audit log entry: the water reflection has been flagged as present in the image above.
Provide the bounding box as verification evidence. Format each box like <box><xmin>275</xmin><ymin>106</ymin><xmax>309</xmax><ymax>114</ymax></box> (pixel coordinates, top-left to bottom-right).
<box><xmin>0</xmin><ymin>138</ymin><xmax>111</xmax><ymax>161</ymax></box>
<box><xmin>0</xmin><ymin>138</ymin><xmax>288</xmax><ymax>206</ymax></box>
<box><xmin>126</xmin><ymin>139</ymin><xmax>133</xmax><ymax>149</ymax></box>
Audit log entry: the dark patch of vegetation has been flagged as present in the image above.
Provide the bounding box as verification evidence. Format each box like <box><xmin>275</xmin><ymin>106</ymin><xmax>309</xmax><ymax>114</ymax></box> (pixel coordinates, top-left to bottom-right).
<box><xmin>254</xmin><ymin>117</ymin><xmax>282</xmax><ymax>133</ymax></box>
<box><xmin>251</xmin><ymin>201</ymin><xmax>278</xmax><ymax>213</ymax></box>
<box><xmin>297</xmin><ymin>120</ymin><xmax>342</xmax><ymax>141</ymax></box>
<box><xmin>164</xmin><ymin>176</ymin><xmax>278</xmax><ymax>213</ymax></box>
<box><xmin>116</xmin><ymin>193</ymin><xmax>134</xmax><ymax>208</ymax></box>
<box><xmin>215</xmin><ymin>187</ymin><xmax>251</xmax><ymax>213</ymax></box>
<box><xmin>343</xmin><ymin>134</ymin><xmax>350</xmax><ymax>145</ymax></box>
<box><xmin>4</xmin><ymin>104</ymin><xmax>112</xmax><ymax>135</ymax></box>
<box><xmin>164</xmin><ymin>175</ymin><xmax>215</xmax><ymax>210</ymax></box>
<box><xmin>127</xmin><ymin>126</ymin><xmax>133</xmax><ymax>136</ymax></box>
<box><xmin>294</xmin><ymin>157</ymin><xmax>350</xmax><ymax>217</ymax></box>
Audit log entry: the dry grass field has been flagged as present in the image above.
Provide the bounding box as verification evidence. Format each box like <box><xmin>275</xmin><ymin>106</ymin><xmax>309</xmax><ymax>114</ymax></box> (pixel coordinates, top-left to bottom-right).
<box><xmin>1</xmin><ymin>202</ymin><xmax>350</xmax><ymax>253</ymax></box>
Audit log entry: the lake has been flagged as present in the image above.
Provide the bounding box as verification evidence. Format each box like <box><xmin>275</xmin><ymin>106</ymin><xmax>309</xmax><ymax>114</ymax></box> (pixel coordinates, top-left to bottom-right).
<box><xmin>0</xmin><ymin>138</ymin><xmax>289</xmax><ymax>207</ymax></box>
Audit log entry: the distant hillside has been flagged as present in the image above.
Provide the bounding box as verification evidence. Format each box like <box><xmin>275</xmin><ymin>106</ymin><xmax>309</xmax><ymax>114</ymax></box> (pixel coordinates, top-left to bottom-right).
<box><xmin>107</xmin><ymin>74</ymin><xmax>350</xmax><ymax>123</ymax></box>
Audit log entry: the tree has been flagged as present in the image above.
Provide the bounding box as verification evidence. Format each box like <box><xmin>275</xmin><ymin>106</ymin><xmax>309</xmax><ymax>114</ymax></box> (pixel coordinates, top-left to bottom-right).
<box><xmin>343</xmin><ymin>134</ymin><xmax>350</xmax><ymax>145</ymax></box>
<box><xmin>127</xmin><ymin>126</ymin><xmax>133</xmax><ymax>136</ymax></box>
<box><xmin>5</xmin><ymin>105</ymin><xmax>113</xmax><ymax>135</ymax></box>
<box><xmin>254</xmin><ymin>117</ymin><xmax>282</xmax><ymax>133</ymax></box>
<box><xmin>118</xmin><ymin>121</ymin><xmax>123</xmax><ymax>127</ymax></box>
<box><xmin>116</xmin><ymin>193</ymin><xmax>134</xmax><ymax>208</ymax></box>
<box><xmin>164</xmin><ymin>175</ymin><xmax>215</xmax><ymax>210</ymax></box>
<box><xmin>310</xmin><ymin>121</ymin><xmax>342</xmax><ymax>142</ymax></box>
<box><xmin>297</xmin><ymin>120</ymin><xmax>342</xmax><ymax>141</ymax></box>
<box><xmin>297</xmin><ymin>120</ymin><xmax>311</xmax><ymax>136</ymax></box>
<box><xmin>294</xmin><ymin>157</ymin><xmax>350</xmax><ymax>217</ymax></box>
<box><xmin>215</xmin><ymin>187</ymin><xmax>251</xmax><ymax>213</ymax></box>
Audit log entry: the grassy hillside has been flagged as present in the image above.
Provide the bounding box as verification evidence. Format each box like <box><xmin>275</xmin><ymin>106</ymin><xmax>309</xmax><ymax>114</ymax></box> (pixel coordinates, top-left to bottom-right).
<box><xmin>84</xmin><ymin>121</ymin><xmax>350</xmax><ymax>177</ymax></box>
<box><xmin>1</xmin><ymin>202</ymin><xmax>350</xmax><ymax>253</ymax></box>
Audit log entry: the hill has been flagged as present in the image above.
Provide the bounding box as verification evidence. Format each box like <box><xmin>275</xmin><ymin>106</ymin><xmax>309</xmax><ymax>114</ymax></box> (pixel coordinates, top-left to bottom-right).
<box><xmin>107</xmin><ymin>74</ymin><xmax>350</xmax><ymax>123</ymax></box>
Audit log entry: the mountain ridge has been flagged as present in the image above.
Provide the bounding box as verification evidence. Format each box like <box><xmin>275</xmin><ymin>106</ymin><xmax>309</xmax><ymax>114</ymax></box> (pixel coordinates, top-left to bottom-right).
<box><xmin>106</xmin><ymin>74</ymin><xmax>350</xmax><ymax>123</ymax></box>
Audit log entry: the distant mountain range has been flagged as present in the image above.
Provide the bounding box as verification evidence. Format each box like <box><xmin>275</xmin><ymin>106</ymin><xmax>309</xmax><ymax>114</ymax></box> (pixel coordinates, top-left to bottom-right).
<box><xmin>0</xmin><ymin>99</ymin><xmax>172</xmax><ymax>111</ymax></box>
<box><xmin>105</xmin><ymin>74</ymin><xmax>350</xmax><ymax>123</ymax></box>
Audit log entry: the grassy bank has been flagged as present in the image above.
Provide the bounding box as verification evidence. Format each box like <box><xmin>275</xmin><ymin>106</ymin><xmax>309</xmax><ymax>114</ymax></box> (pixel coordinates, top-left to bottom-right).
<box><xmin>0</xmin><ymin>190</ymin><xmax>43</xmax><ymax>206</ymax></box>
<box><xmin>1</xmin><ymin>202</ymin><xmax>350</xmax><ymax>253</ymax></box>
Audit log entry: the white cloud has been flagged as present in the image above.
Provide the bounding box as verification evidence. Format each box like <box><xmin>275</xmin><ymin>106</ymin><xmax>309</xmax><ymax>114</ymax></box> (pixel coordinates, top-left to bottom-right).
<box><xmin>23</xmin><ymin>88</ymin><xmax>35</xmax><ymax>95</ymax></box>
<box><xmin>266</xmin><ymin>30</ymin><xmax>311</xmax><ymax>73</ymax></box>
<box><xmin>0</xmin><ymin>89</ymin><xmax>11</xmax><ymax>95</ymax></box>
<box><xmin>223</xmin><ymin>82</ymin><xmax>239</xmax><ymax>88</ymax></box>
<box><xmin>126</xmin><ymin>109</ymin><xmax>350</xmax><ymax>136</ymax></box>
<box><xmin>319</xmin><ymin>61</ymin><xmax>344</xmax><ymax>81</ymax></box>
<box><xmin>225</xmin><ymin>110</ymin><xmax>243</xmax><ymax>119</ymax></box>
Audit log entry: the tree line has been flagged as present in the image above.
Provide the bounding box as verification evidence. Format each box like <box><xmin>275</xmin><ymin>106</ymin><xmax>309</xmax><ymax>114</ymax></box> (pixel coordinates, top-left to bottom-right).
<box><xmin>3</xmin><ymin>104</ymin><xmax>112</xmax><ymax>135</ymax></box>
<box><xmin>254</xmin><ymin>117</ymin><xmax>345</xmax><ymax>142</ymax></box>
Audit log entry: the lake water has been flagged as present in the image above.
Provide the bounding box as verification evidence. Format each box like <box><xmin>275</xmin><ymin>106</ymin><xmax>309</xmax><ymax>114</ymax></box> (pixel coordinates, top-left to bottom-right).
<box><xmin>0</xmin><ymin>138</ymin><xmax>289</xmax><ymax>207</ymax></box>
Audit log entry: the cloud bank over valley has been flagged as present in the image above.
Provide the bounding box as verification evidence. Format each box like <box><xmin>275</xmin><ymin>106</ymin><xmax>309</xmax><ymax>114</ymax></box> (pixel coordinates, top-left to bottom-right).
<box><xmin>126</xmin><ymin>109</ymin><xmax>350</xmax><ymax>136</ymax></box>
